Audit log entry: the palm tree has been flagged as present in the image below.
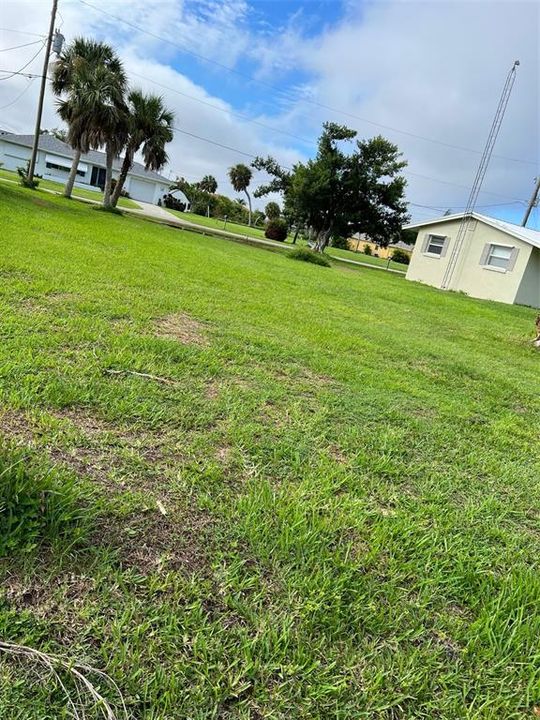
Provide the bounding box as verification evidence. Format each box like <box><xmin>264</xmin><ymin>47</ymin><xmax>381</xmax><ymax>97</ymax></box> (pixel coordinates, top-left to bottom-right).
<box><xmin>56</xmin><ymin>62</ymin><xmax>128</xmax><ymax>209</ymax></box>
<box><xmin>51</xmin><ymin>38</ymin><xmax>125</xmax><ymax>199</ymax></box>
<box><xmin>228</xmin><ymin>163</ymin><xmax>253</xmax><ymax>225</ymax></box>
<box><xmin>111</xmin><ymin>90</ymin><xmax>174</xmax><ymax>207</ymax></box>
<box><xmin>198</xmin><ymin>175</ymin><xmax>217</xmax><ymax>194</ymax></box>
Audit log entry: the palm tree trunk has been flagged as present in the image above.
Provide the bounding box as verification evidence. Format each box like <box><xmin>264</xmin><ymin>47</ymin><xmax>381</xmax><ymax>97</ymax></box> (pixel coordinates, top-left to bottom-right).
<box><xmin>111</xmin><ymin>149</ymin><xmax>132</xmax><ymax>207</ymax></box>
<box><xmin>245</xmin><ymin>189</ymin><xmax>252</xmax><ymax>226</ymax></box>
<box><xmin>64</xmin><ymin>149</ymin><xmax>81</xmax><ymax>198</ymax></box>
<box><xmin>103</xmin><ymin>143</ymin><xmax>114</xmax><ymax>208</ymax></box>
<box><xmin>313</xmin><ymin>228</ymin><xmax>331</xmax><ymax>253</ymax></box>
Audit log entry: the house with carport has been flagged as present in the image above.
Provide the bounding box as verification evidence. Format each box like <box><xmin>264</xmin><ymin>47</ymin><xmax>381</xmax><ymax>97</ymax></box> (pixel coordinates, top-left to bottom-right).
<box><xmin>405</xmin><ymin>213</ymin><xmax>540</xmax><ymax>307</ymax></box>
<box><xmin>0</xmin><ymin>131</ymin><xmax>171</xmax><ymax>205</ymax></box>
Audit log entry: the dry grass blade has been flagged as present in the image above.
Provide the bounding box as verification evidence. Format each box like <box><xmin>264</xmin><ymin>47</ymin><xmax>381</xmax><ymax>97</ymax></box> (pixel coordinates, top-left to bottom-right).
<box><xmin>0</xmin><ymin>641</ymin><xmax>128</xmax><ymax>720</ymax></box>
<box><xmin>104</xmin><ymin>368</ymin><xmax>179</xmax><ymax>386</ymax></box>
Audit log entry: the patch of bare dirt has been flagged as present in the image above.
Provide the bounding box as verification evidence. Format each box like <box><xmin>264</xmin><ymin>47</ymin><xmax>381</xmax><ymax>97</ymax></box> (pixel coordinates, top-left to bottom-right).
<box><xmin>155</xmin><ymin>312</ymin><xmax>209</xmax><ymax>346</ymax></box>
<box><xmin>0</xmin><ymin>408</ymin><xmax>173</xmax><ymax>492</ymax></box>
<box><xmin>95</xmin><ymin>506</ymin><xmax>211</xmax><ymax>574</ymax></box>
<box><xmin>215</xmin><ymin>445</ymin><xmax>231</xmax><ymax>463</ymax></box>
<box><xmin>205</xmin><ymin>380</ymin><xmax>221</xmax><ymax>400</ymax></box>
<box><xmin>3</xmin><ymin>573</ymin><xmax>95</xmax><ymax>619</ymax></box>
<box><xmin>327</xmin><ymin>445</ymin><xmax>348</xmax><ymax>464</ymax></box>
<box><xmin>44</xmin><ymin>291</ymin><xmax>79</xmax><ymax>304</ymax></box>
<box><xmin>0</xmin><ymin>409</ymin><xmax>34</xmax><ymax>442</ymax></box>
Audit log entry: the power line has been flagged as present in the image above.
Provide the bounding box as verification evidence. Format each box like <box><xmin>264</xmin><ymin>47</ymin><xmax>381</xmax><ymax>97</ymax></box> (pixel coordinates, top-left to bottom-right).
<box><xmin>0</xmin><ymin>70</ymin><xmax>44</xmax><ymax>79</ymax></box>
<box><xmin>77</xmin><ymin>0</ymin><xmax>535</xmax><ymax>167</ymax></box>
<box><xmin>403</xmin><ymin>169</ymin><xmax>525</xmax><ymax>202</ymax></box>
<box><xmin>0</xmin><ymin>77</ymin><xmax>36</xmax><ymax>111</ymax></box>
<box><xmin>169</xmin><ymin>124</ymin><xmax>524</xmax><ymax>207</ymax></box>
<box><xmin>131</xmin><ymin>72</ymin><xmax>523</xmax><ymax>202</ymax></box>
<box><xmin>0</xmin><ymin>41</ymin><xmax>45</xmax><ymax>81</ymax></box>
<box><xmin>172</xmin><ymin>126</ymin><xmax>270</xmax><ymax>163</ymax></box>
<box><xmin>130</xmin><ymin>70</ymin><xmax>316</xmax><ymax>148</ymax></box>
<box><xmin>0</xmin><ymin>27</ymin><xmax>47</xmax><ymax>38</ymax></box>
<box><xmin>130</xmin><ymin>70</ymin><xmax>523</xmax><ymax>205</ymax></box>
<box><xmin>0</xmin><ymin>39</ymin><xmax>44</xmax><ymax>52</ymax></box>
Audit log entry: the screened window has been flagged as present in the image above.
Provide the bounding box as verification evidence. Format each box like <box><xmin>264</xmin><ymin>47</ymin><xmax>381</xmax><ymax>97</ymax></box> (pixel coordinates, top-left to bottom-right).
<box><xmin>46</xmin><ymin>161</ymin><xmax>85</xmax><ymax>178</ymax></box>
<box><xmin>485</xmin><ymin>244</ymin><xmax>513</xmax><ymax>269</ymax></box>
<box><xmin>426</xmin><ymin>234</ymin><xmax>446</xmax><ymax>255</ymax></box>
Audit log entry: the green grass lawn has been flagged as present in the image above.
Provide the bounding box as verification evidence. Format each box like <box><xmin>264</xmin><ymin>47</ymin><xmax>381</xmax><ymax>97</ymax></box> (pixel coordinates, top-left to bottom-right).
<box><xmin>1</xmin><ymin>182</ymin><xmax>539</xmax><ymax>719</ymax></box>
<box><xmin>325</xmin><ymin>244</ymin><xmax>408</xmax><ymax>272</ymax></box>
<box><xmin>0</xmin><ymin>167</ymin><xmax>141</xmax><ymax>209</ymax></box>
<box><xmin>163</xmin><ymin>208</ymin><xmax>269</xmax><ymax>238</ymax></box>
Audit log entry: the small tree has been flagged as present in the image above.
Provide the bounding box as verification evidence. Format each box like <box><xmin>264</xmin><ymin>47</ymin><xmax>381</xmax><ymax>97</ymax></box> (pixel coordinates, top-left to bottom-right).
<box><xmin>228</xmin><ymin>164</ymin><xmax>253</xmax><ymax>225</ymax></box>
<box><xmin>265</xmin><ymin>201</ymin><xmax>280</xmax><ymax>220</ymax></box>
<box><xmin>363</xmin><ymin>243</ymin><xmax>372</xmax><ymax>256</ymax></box>
<box><xmin>265</xmin><ymin>218</ymin><xmax>288</xmax><ymax>241</ymax></box>
<box><xmin>391</xmin><ymin>248</ymin><xmax>410</xmax><ymax>265</ymax></box>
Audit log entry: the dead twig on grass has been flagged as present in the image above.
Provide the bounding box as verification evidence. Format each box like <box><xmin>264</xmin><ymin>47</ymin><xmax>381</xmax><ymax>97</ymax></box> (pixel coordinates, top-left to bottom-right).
<box><xmin>0</xmin><ymin>641</ymin><xmax>129</xmax><ymax>720</ymax></box>
<box><xmin>104</xmin><ymin>368</ymin><xmax>179</xmax><ymax>386</ymax></box>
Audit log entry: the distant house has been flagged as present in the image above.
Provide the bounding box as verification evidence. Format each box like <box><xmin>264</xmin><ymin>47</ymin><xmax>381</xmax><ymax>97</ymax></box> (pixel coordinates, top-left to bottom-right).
<box><xmin>348</xmin><ymin>234</ymin><xmax>413</xmax><ymax>259</ymax></box>
<box><xmin>0</xmin><ymin>132</ymin><xmax>171</xmax><ymax>204</ymax></box>
<box><xmin>405</xmin><ymin>213</ymin><xmax>540</xmax><ymax>307</ymax></box>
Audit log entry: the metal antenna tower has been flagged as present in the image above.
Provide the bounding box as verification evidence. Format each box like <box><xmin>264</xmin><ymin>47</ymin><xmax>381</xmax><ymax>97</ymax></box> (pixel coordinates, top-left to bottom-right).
<box><xmin>441</xmin><ymin>60</ymin><xmax>520</xmax><ymax>289</ymax></box>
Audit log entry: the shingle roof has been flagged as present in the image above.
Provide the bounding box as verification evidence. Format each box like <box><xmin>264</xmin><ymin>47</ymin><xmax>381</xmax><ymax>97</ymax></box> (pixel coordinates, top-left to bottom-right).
<box><xmin>405</xmin><ymin>212</ymin><xmax>540</xmax><ymax>250</ymax></box>
<box><xmin>1</xmin><ymin>132</ymin><xmax>170</xmax><ymax>183</ymax></box>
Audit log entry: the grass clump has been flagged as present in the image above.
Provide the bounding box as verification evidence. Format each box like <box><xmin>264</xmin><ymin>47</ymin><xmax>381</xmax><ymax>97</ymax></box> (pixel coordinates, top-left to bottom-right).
<box><xmin>0</xmin><ymin>444</ymin><xmax>92</xmax><ymax>556</ymax></box>
<box><xmin>288</xmin><ymin>247</ymin><xmax>331</xmax><ymax>266</ymax></box>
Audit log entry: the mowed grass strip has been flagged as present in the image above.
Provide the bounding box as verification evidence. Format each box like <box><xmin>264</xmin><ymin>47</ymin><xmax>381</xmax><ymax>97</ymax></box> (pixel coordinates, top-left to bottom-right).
<box><xmin>0</xmin><ymin>167</ymin><xmax>141</xmax><ymax>209</ymax></box>
<box><xmin>0</xmin><ymin>182</ymin><xmax>539</xmax><ymax>719</ymax></box>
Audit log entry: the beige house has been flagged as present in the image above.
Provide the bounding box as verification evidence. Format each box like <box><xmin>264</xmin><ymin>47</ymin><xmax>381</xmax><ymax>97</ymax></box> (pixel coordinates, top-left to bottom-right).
<box><xmin>405</xmin><ymin>213</ymin><xmax>540</xmax><ymax>307</ymax></box>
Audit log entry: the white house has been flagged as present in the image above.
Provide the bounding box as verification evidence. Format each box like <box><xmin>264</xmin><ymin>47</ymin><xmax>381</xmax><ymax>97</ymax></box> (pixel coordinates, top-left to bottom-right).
<box><xmin>405</xmin><ymin>213</ymin><xmax>540</xmax><ymax>308</ymax></box>
<box><xmin>0</xmin><ymin>131</ymin><xmax>171</xmax><ymax>204</ymax></box>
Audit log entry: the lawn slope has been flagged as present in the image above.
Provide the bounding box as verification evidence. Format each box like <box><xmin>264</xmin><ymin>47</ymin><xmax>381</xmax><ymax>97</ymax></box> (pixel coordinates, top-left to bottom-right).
<box><xmin>0</xmin><ymin>182</ymin><xmax>539</xmax><ymax>719</ymax></box>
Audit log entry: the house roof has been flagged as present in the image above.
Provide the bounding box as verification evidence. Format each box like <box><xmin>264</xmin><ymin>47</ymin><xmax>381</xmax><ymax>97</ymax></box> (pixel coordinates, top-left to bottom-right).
<box><xmin>405</xmin><ymin>212</ymin><xmax>540</xmax><ymax>250</ymax></box>
<box><xmin>1</xmin><ymin>132</ymin><xmax>170</xmax><ymax>184</ymax></box>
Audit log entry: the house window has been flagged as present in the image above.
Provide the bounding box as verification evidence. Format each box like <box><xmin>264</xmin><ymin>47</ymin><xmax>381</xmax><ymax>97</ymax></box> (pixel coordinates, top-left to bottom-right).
<box><xmin>425</xmin><ymin>234</ymin><xmax>447</xmax><ymax>255</ymax></box>
<box><xmin>45</xmin><ymin>160</ymin><xmax>85</xmax><ymax>178</ymax></box>
<box><xmin>484</xmin><ymin>244</ymin><xmax>513</xmax><ymax>270</ymax></box>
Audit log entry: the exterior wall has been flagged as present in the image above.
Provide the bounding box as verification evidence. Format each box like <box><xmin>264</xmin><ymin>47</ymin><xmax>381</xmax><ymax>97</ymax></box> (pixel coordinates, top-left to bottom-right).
<box><xmin>0</xmin><ymin>139</ymin><xmax>32</xmax><ymax>171</ymax></box>
<box><xmin>126</xmin><ymin>177</ymin><xmax>156</xmax><ymax>203</ymax></box>
<box><xmin>347</xmin><ymin>237</ymin><xmax>412</xmax><ymax>259</ymax></box>
<box><xmin>125</xmin><ymin>176</ymin><xmax>169</xmax><ymax>204</ymax></box>
<box><xmin>514</xmin><ymin>247</ymin><xmax>540</xmax><ymax>308</ymax></box>
<box><xmin>406</xmin><ymin>219</ymin><xmax>533</xmax><ymax>304</ymax></box>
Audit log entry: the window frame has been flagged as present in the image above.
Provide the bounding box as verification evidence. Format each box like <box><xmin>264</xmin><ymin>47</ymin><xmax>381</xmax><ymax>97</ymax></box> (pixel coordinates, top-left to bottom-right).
<box><xmin>481</xmin><ymin>243</ymin><xmax>515</xmax><ymax>273</ymax></box>
<box><xmin>423</xmin><ymin>233</ymin><xmax>447</xmax><ymax>257</ymax></box>
<box><xmin>45</xmin><ymin>160</ymin><xmax>86</xmax><ymax>178</ymax></box>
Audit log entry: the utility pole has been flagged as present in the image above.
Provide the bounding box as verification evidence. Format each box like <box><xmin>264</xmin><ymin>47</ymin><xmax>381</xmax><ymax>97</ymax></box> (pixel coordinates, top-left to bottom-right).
<box><xmin>521</xmin><ymin>176</ymin><xmax>540</xmax><ymax>227</ymax></box>
<box><xmin>27</xmin><ymin>0</ymin><xmax>58</xmax><ymax>183</ymax></box>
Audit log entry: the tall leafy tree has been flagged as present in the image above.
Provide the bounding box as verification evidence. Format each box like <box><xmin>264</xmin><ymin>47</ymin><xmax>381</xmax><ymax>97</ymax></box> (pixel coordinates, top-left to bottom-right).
<box><xmin>253</xmin><ymin>123</ymin><xmax>408</xmax><ymax>252</ymax></box>
<box><xmin>228</xmin><ymin>163</ymin><xmax>253</xmax><ymax>225</ymax></box>
<box><xmin>198</xmin><ymin>175</ymin><xmax>217</xmax><ymax>194</ymax></box>
<box><xmin>111</xmin><ymin>90</ymin><xmax>174</xmax><ymax>207</ymax></box>
<box><xmin>51</xmin><ymin>38</ymin><xmax>125</xmax><ymax>199</ymax></box>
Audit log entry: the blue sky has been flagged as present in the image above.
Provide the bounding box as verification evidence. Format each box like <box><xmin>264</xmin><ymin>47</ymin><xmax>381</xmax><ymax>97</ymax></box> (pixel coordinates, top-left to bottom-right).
<box><xmin>1</xmin><ymin>0</ymin><xmax>539</xmax><ymax>227</ymax></box>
